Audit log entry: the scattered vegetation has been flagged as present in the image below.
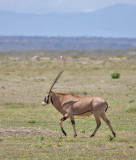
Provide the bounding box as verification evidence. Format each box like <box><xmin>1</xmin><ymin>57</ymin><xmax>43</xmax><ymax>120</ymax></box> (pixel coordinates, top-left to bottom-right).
<box><xmin>129</xmin><ymin>99</ymin><xmax>135</xmax><ymax>103</ymax></box>
<box><xmin>81</xmin><ymin>130</ymin><xmax>86</xmax><ymax>134</ymax></box>
<box><xmin>28</xmin><ymin>120</ymin><xmax>37</xmax><ymax>124</ymax></box>
<box><xmin>82</xmin><ymin>91</ymin><xmax>88</xmax><ymax>95</ymax></box>
<box><xmin>40</xmin><ymin>136</ymin><xmax>44</xmax><ymax>141</ymax></box>
<box><xmin>106</xmin><ymin>135</ymin><xmax>114</xmax><ymax>142</ymax></box>
<box><xmin>127</xmin><ymin>145</ymin><xmax>134</xmax><ymax>149</ymax></box>
<box><xmin>111</xmin><ymin>72</ymin><xmax>120</xmax><ymax>79</ymax></box>
<box><xmin>0</xmin><ymin>138</ymin><xmax>3</xmax><ymax>142</ymax></box>
<box><xmin>0</xmin><ymin>54</ymin><xmax>136</xmax><ymax>159</ymax></box>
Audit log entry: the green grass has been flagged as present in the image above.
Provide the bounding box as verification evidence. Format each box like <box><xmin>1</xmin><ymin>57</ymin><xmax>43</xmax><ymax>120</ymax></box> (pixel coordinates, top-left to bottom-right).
<box><xmin>0</xmin><ymin>55</ymin><xmax>136</xmax><ymax>159</ymax></box>
<box><xmin>126</xmin><ymin>107</ymin><xmax>136</xmax><ymax>113</ymax></box>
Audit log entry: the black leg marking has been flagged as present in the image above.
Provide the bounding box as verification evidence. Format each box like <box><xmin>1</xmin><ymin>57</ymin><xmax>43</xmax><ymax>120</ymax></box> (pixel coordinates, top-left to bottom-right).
<box><xmin>61</xmin><ymin>117</ymin><xmax>67</xmax><ymax>121</ymax></box>
<box><xmin>61</xmin><ymin>127</ymin><xmax>67</xmax><ymax>136</ymax></box>
<box><xmin>71</xmin><ymin>120</ymin><xmax>75</xmax><ymax>125</ymax></box>
<box><xmin>70</xmin><ymin>118</ymin><xmax>77</xmax><ymax>137</ymax></box>
<box><xmin>60</xmin><ymin>116</ymin><xmax>67</xmax><ymax>136</ymax></box>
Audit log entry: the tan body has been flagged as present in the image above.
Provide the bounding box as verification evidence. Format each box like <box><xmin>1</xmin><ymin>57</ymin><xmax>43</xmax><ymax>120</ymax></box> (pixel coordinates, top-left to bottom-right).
<box><xmin>42</xmin><ymin>91</ymin><xmax>116</xmax><ymax>137</ymax></box>
<box><xmin>42</xmin><ymin>71</ymin><xmax>116</xmax><ymax>137</ymax></box>
<box><xmin>51</xmin><ymin>92</ymin><xmax>105</xmax><ymax>116</ymax></box>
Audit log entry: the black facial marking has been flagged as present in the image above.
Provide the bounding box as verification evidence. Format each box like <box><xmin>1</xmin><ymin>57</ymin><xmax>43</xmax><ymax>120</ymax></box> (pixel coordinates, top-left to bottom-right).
<box><xmin>46</xmin><ymin>95</ymin><xmax>49</xmax><ymax>104</ymax></box>
<box><xmin>44</xmin><ymin>97</ymin><xmax>46</xmax><ymax>102</ymax></box>
<box><xmin>51</xmin><ymin>96</ymin><xmax>53</xmax><ymax>105</ymax></box>
<box><xmin>71</xmin><ymin>120</ymin><xmax>75</xmax><ymax>125</ymax></box>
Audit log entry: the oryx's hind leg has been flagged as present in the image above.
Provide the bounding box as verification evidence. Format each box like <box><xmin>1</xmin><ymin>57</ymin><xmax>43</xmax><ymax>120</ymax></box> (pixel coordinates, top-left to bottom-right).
<box><xmin>90</xmin><ymin>114</ymin><xmax>101</xmax><ymax>137</ymax></box>
<box><xmin>70</xmin><ymin>116</ymin><xmax>77</xmax><ymax>137</ymax></box>
<box><xmin>100</xmin><ymin>112</ymin><xmax>116</xmax><ymax>137</ymax></box>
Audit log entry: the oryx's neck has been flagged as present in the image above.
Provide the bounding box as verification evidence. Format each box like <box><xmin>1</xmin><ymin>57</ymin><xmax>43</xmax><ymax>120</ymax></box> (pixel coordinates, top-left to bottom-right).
<box><xmin>50</xmin><ymin>91</ymin><xmax>65</xmax><ymax>115</ymax></box>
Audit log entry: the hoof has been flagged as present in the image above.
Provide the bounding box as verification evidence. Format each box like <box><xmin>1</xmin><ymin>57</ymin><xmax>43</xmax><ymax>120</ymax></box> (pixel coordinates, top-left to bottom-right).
<box><xmin>74</xmin><ymin>134</ymin><xmax>77</xmax><ymax>138</ymax></box>
<box><xmin>64</xmin><ymin>132</ymin><xmax>67</xmax><ymax>136</ymax></box>
<box><xmin>113</xmin><ymin>132</ymin><xmax>116</xmax><ymax>137</ymax></box>
<box><xmin>90</xmin><ymin>134</ymin><xmax>95</xmax><ymax>138</ymax></box>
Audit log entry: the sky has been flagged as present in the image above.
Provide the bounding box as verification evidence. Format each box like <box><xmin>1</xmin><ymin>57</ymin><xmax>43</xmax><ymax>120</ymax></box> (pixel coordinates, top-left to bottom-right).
<box><xmin>0</xmin><ymin>0</ymin><xmax>136</xmax><ymax>14</ymax></box>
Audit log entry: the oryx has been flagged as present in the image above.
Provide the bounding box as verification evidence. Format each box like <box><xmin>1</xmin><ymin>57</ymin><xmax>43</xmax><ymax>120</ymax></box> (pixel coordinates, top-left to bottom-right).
<box><xmin>42</xmin><ymin>71</ymin><xmax>116</xmax><ymax>138</ymax></box>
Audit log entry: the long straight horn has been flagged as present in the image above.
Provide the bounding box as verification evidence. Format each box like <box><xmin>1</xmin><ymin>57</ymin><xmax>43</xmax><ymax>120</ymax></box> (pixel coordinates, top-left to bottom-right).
<box><xmin>49</xmin><ymin>70</ymin><xmax>64</xmax><ymax>92</ymax></box>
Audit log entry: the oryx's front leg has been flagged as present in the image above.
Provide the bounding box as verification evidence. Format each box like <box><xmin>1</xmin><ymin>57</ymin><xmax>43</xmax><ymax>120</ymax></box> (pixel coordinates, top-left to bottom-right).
<box><xmin>59</xmin><ymin>116</ymin><xmax>68</xmax><ymax>136</ymax></box>
<box><xmin>70</xmin><ymin>116</ymin><xmax>77</xmax><ymax>137</ymax></box>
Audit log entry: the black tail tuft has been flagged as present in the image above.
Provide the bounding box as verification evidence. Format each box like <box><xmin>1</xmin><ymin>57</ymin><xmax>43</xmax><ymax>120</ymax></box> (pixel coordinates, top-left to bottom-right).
<box><xmin>105</xmin><ymin>102</ymin><xmax>109</xmax><ymax>112</ymax></box>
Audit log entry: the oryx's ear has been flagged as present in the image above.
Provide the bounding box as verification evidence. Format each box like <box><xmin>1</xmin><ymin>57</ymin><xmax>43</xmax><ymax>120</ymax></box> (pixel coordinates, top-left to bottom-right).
<box><xmin>48</xmin><ymin>70</ymin><xmax>64</xmax><ymax>92</ymax></box>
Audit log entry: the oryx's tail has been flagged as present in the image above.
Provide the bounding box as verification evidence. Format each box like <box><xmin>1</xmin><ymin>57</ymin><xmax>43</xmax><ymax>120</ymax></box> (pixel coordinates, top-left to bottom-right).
<box><xmin>105</xmin><ymin>102</ymin><xmax>109</xmax><ymax>112</ymax></box>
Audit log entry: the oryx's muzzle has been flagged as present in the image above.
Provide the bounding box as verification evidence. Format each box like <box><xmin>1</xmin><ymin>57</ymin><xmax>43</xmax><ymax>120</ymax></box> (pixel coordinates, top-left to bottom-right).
<box><xmin>42</xmin><ymin>94</ymin><xmax>49</xmax><ymax>106</ymax></box>
<box><xmin>42</xmin><ymin>101</ymin><xmax>46</xmax><ymax>106</ymax></box>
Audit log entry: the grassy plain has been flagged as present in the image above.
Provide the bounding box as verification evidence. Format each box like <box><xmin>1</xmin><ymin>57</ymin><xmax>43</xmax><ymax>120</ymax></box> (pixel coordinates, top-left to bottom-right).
<box><xmin>0</xmin><ymin>54</ymin><xmax>136</xmax><ymax>159</ymax></box>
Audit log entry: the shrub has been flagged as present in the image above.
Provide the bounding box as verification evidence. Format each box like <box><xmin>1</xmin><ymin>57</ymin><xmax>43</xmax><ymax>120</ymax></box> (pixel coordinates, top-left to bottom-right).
<box><xmin>40</xmin><ymin>136</ymin><xmax>44</xmax><ymax>141</ymax></box>
<box><xmin>0</xmin><ymin>138</ymin><xmax>3</xmax><ymax>142</ymax></box>
<box><xmin>81</xmin><ymin>130</ymin><xmax>85</xmax><ymax>134</ymax></box>
<box><xmin>111</xmin><ymin>72</ymin><xmax>120</xmax><ymax>79</ymax></box>
<box><xmin>106</xmin><ymin>135</ymin><xmax>114</xmax><ymax>141</ymax></box>
<box><xmin>28</xmin><ymin>120</ymin><xmax>36</xmax><ymax>124</ymax></box>
<box><xmin>129</xmin><ymin>99</ymin><xmax>135</xmax><ymax>103</ymax></box>
<box><xmin>83</xmin><ymin>91</ymin><xmax>88</xmax><ymax>95</ymax></box>
<box><xmin>127</xmin><ymin>145</ymin><xmax>134</xmax><ymax>149</ymax></box>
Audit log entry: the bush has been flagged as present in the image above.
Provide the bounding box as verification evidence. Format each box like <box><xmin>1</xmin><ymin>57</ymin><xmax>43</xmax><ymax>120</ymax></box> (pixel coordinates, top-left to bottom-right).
<box><xmin>0</xmin><ymin>138</ymin><xmax>3</xmax><ymax>142</ymax></box>
<box><xmin>129</xmin><ymin>99</ymin><xmax>135</xmax><ymax>103</ymax></box>
<box><xmin>111</xmin><ymin>72</ymin><xmax>120</xmax><ymax>79</ymax></box>
<box><xmin>106</xmin><ymin>135</ymin><xmax>114</xmax><ymax>141</ymax></box>
<box><xmin>28</xmin><ymin>120</ymin><xmax>36</xmax><ymax>124</ymax></box>
<box><xmin>83</xmin><ymin>91</ymin><xmax>88</xmax><ymax>95</ymax></box>
<box><xmin>127</xmin><ymin>145</ymin><xmax>134</xmax><ymax>149</ymax></box>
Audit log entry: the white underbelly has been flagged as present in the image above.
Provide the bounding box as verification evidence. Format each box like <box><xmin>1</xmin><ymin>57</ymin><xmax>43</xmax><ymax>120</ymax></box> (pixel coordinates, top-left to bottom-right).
<box><xmin>75</xmin><ymin>112</ymin><xmax>93</xmax><ymax>117</ymax></box>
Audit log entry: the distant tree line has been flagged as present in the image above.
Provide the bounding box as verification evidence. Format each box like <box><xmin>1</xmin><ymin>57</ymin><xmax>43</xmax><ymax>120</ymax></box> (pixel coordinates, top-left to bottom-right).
<box><xmin>0</xmin><ymin>36</ymin><xmax>136</xmax><ymax>50</ymax></box>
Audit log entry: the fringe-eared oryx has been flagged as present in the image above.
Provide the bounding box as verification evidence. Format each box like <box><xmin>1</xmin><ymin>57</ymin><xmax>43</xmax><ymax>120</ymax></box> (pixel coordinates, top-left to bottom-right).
<box><xmin>42</xmin><ymin>71</ymin><xmax>116</xmax><ymax>138</ymax></box>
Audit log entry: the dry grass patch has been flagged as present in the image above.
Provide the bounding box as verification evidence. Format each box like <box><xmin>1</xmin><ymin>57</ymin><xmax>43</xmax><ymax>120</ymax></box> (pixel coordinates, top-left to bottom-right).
<box><xmin>0</xmin><ymin>127</ymin><xmax>59</xmax><ymax>138</ymax></box>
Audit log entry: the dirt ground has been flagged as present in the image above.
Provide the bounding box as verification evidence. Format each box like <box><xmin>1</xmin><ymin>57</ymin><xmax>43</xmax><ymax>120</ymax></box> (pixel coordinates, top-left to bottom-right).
<box><xmin>0</xmin><ymin>127</ymin><xmax>59</xmax><ymax>137</ymax></box>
